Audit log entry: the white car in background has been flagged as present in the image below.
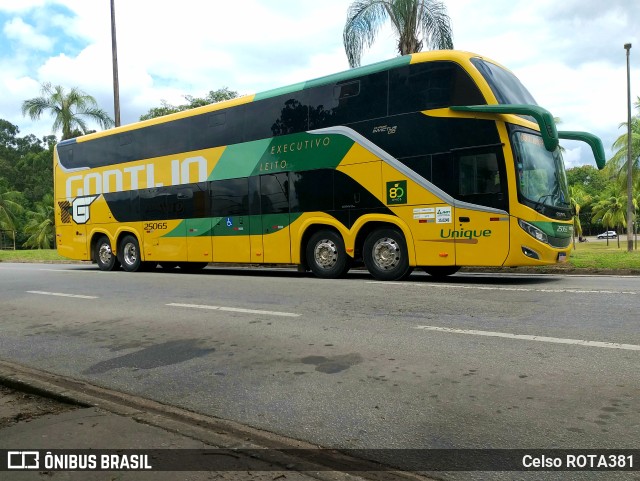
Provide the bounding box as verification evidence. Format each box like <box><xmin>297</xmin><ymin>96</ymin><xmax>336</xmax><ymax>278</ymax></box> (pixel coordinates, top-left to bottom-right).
<box><xmin>597</xmin><ymin>231</ymin><xmax>617</xmax><ymax>239</ymax></box>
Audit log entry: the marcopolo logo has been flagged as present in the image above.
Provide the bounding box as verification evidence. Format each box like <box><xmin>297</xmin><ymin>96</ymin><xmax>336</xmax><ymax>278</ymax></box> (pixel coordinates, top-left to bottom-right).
<box><xmin>387</xmin><ymin>180</ymin><xmax>407</xmax><ymax>205</ymax></box>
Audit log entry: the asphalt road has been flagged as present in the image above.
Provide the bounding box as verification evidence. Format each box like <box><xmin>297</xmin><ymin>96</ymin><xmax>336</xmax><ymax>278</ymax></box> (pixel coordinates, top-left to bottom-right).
<box><xmin>0</xmin><ymin>263</ymin><xmax>638</xmax><ymax>480</ymax></box>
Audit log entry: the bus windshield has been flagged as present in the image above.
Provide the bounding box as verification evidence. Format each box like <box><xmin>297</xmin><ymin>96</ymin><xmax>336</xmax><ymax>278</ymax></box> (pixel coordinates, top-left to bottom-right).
<box><xmin>513</xmin><ymin>131</ymin><xmax>570</xmax><ymax>210</ymax></box>
<box><xmin>470</xmin><ymin>57</ymin><xmax>538</xmax><ymax>105</ymax></box>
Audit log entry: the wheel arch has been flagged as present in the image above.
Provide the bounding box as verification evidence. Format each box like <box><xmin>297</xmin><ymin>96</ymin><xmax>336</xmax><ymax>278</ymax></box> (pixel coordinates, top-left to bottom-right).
<box><xmin>295</xmin><ymin>218</ymin><xmax>350</xmax><ymax>267</ymax></box>
<box><xmin>89</xmin><ymin>230</ymin><xmax>113</xmax><ymax>263</ymax></box>
<box><xmin>353</xmin><ymin>218</ymin><xmax>416</xmax><ymax>266</ymax></box>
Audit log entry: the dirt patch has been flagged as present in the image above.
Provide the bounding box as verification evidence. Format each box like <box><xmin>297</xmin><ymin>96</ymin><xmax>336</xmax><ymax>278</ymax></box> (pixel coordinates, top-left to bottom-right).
<box><xmin>0</xmin><ymin>384</ymin><xmax>79</xmax><ymax>429</ymax></box>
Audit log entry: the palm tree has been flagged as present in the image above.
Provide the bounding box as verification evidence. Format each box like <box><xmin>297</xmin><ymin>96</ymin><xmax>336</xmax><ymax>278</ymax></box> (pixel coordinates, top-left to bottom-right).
<box><xmin>609</xmin><ymin>96</ymin><xmax>640</xmax><ymax>181</ymax></box>
<box><xmin>0</xmin><ymin>182</ymin><xmax>23</xmax><ymax>232</ymax></box>
<box><xmin>591</xmin><ymin>195</ymin><xmax>627</xmax><ymax>247</ymax></box>
<box><xmin>22</xmin><ymin>83</ymin><xmax>114</xmax><ymax>140</ymax></box>
<box><xmin>23</xmin><ymin>194</ymin><xmax>54</xmax><ymax>249</ymax></box>
<box><xmin>343</xmin><ymin>0</ymin><xmax>454</xmax><ymax>68</ymax></box>
<box><xmin>569</xmin><ymin>185</ymin><xmax>590</xmax><ymax>247</ymax></box>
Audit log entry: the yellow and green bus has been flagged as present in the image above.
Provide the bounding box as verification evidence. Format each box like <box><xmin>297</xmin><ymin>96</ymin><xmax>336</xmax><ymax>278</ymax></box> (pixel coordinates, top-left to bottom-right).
<box><xmin>54</xmin><ymin>50</ymin><xmax>605</xmax><ymax>281</ymax></box>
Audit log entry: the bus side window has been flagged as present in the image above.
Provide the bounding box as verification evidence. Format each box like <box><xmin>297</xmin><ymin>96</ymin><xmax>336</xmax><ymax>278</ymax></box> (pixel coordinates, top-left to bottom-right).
<box><xmin>455</xmin><ymin>149</ymin><xmax>508</xmax><ymax>211</ymax></box>
<box><xmin>389</xmin><ymin>62</ymin><xmax>485</xmax><ymax>115</ymax></box>
<box><xmin>260</xmin><ymin>173</ymin><xmax>289</xmax><ymax>214</ymax></box>
<box><xmin>211</xmin><ymin>178</ymin><xmax>249</xmax><ymax>217</ymax></box>
<box><xmin>289</xmin><ymin>170</ymin><xmax>333</xmax><ymax>213</ymax></box>
<box><xmin>140</xmin><ymin>185</ymin><xmax>193</xmax><ymax>221</ymax></box>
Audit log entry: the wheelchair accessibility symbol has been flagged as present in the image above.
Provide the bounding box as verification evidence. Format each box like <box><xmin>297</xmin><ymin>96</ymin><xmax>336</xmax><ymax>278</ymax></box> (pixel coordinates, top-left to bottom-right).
<box><xmin>226</xmin><ymin>217</ymin><xmax>233</xmax><ymax>227</ymax></box>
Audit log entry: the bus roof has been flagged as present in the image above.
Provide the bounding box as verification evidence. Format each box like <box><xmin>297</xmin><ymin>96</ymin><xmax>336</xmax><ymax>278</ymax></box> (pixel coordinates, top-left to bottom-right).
<box><xmin>65</xmin><ymin>50</ymin><xmax>486</xmax><ymax>145</ymax></box>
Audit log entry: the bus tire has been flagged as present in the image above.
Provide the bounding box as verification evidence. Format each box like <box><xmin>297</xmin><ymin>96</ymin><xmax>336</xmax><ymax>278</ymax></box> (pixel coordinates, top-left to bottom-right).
<box><xmin>118</xmin><ymin>235</ymin><xmax>142</xmax><ymax>272</ymax></box>
<box><xmin>306</xmin><ymin>230</ymin><xmax>350</xmax><ymax>279</ymax></box>
<box><xmin>423</xmin><ymin>266</ymin><xmax>460</xmax><ymax>278</ymax></box>
<box><xmin>95</xmin><ymin>236</ymin><xmax>120</xmax><ymax>271</ymax></box>
<box><xmin>363</xmin><ymin>228</ymin><xmax>412</xmax><ymax>281</ymax></box>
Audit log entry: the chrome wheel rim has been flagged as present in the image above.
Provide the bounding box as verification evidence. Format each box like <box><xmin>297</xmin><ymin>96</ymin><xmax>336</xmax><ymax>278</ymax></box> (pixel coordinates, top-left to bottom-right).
<box><xmin>372</xmin><ymin>237</ymin><xmax>400</xmax><ymax>270</ymax></box>
<box><xmin>314</xmin><ymin>239</ymin><xmax>338</xmax><ymax>269</ymax></box>
<box><xmin>98</xmin><ymin>243</ymin><xmax>113</xmax><ymax>265</ymax></box>
<box><xmin>123</xmin><ymin>242</ymin><xmax>137</xmax><ymax>267</ymax></box>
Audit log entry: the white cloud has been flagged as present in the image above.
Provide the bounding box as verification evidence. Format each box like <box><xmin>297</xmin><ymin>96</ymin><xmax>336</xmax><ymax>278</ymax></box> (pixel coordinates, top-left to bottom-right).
<box><xmin>3</xmin><ymin>17</ymin><xmax>53</xmax><ymax>51</ymax></box>
<box><xmin>0</xmin><ymin>0</ymin><xmax>637</xmax><ymax>169</ymax></box>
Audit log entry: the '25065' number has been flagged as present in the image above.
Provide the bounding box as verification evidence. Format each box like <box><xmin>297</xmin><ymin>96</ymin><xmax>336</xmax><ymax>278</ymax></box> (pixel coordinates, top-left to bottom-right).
<box><xmin>144</xmin><ymin>222</ymin><xmax>168</xmax><ymax>230</ymax></box>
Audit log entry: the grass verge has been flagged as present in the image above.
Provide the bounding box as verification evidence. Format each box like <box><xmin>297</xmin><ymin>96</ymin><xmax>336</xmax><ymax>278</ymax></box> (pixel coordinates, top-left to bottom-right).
<box><xmin>0</xmin><ymin>249</ymin><xmax>69</xmax><ymax>262</ymax></box>
<box><xmin>2</xmin><ymin>243</ymin><xmax>640</xmax><ymax>273</ymax></box>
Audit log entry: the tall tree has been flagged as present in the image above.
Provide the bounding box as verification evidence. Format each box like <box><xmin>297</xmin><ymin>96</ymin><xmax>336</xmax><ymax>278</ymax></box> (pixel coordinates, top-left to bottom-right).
<box><xmin>22</xmin><ymin>83</ymin><xmax>114</xmax><ymax>140</ymax></box>
<box><xmin>343</xmin><ymin>0</ymin><xmax>454</xmax><ymax>68</ymax></box>
<box><xmin>140</xmin><ymin>88</ymin><xmax>238</xmax><ymax>121</ymax></box>
<box><xmin>0</xmin><ymin>181</ymin><xmax>23</xmax><ymax>232</ymax></box>
<box><xmin>591</xmin><ymin>194</ymin><xmax>627</xmax><ymax>247</ymax></box>
<box><xmin>22</xmin><ymin>194</ymin><xmax>54</xmax><ymax>249</ymax></box>
<box><xmin>609</xmin><ymin>96</ymin><xmax>640</xmax><ymax>182</ymax></box>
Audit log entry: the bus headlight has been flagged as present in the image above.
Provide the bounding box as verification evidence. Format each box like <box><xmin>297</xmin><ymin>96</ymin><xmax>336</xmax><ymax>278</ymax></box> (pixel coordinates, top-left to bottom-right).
<box><xmin>518</xmin><ymin>219</ymin><xmax>548</xmax><ymax>244</ymax></box>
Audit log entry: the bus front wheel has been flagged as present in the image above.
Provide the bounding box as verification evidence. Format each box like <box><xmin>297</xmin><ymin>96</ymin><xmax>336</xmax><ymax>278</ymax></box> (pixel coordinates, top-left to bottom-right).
<box><xmin>306</xmin><ymin>230</ymin><xmax>350</xmax><ymax>279</ymax></box>
<box><xmin>363</xmin><ymin>228</ymin><xmax>412</xmax><ymax>281</ymax></box>
<box><xmin>95</xmin><ymin>236</ymin><xmax>120</xmax><ymax>271</ymax></box>
<box><xmin>118</xmin><ymin>235</ymin><xmax>142</xmax><ymax>272</ymax></box>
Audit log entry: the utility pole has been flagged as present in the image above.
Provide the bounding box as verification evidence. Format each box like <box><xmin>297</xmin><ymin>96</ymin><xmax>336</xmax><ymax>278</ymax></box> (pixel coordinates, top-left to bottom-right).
<box><xmin>110</xmin><ymin>0</ymin><xmax>121</xmax><ymax>127</ymax></box>
<box><xmin>624</xmin><ymin>43</ymin><xmax>633</xmax><ymax>251</ymax></box>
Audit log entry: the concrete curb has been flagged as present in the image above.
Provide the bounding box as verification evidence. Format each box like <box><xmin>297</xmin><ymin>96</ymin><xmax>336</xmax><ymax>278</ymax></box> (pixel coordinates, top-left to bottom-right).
<box><xmin>0</xmin><ymin>360</ymin><xmax>433</xmax><ymax>481</ymax></box>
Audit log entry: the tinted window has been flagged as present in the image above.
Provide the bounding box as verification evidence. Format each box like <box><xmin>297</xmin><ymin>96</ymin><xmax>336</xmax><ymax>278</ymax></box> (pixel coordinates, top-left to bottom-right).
<box><xmin>455</xmin><ymin>149</ymin><xmax>507</xmax><ymax>210</ymax></box>
<box><xmin>470</xmin><ymin>58</ymin><xmax>537</xmax><ymax>105</ymax></box>
<box><xmin>211</xmin><ymin>178</ymin><xmax>249</xmax><ymax>217</ymax></box>
<box><xmin>430</xmin><ymin>152</ymin><xmax>456</xmax><ymax>195</ymax></box>
<box><xmin>260</xmin><ymin>173</ymin><xmax>289</xmax><ymax>214</ymax></box>
<box><xmin>308</xmin><ymin>72</ymin><xmax>388</xmax><ymax>128</ymax></box>
<box><xmin>140</xmin><ymin>185</ymin><xmax>197</xmax><ymax>221</ymax></box>
<box><xmin>402</xmin><ymin>155</ymin><xmax>432</xmax><ymax>181</ymax></box>
<box><xmin>333</xmin><ymin>170</ymin><xmax>379</xmax><ymax>210</ymax></box>
<box><xmin>389</xmin><ymin>61</ymin><xmax>485</xmax><ymax>115</ymax></box>
<box><xmin>244</xmin><ymin>95</ymin><xmax>308</xmax><ymax>140</ymax></box>
<box><xmin>290</xmin><ymin>170</ymin><xmax>333</xmax><ymax>212</ymax></box>
<box><xmin>57</xmin><ymin>105</ymin><xmax>245</xmax><ymax>170</ymax></box>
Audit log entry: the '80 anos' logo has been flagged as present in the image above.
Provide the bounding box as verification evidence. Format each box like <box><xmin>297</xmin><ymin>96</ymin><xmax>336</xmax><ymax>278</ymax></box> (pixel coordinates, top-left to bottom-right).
<box><xmin>386</xmin><ymin>180</ymin><xmax>407</xmax><ymax>205</ymax></box>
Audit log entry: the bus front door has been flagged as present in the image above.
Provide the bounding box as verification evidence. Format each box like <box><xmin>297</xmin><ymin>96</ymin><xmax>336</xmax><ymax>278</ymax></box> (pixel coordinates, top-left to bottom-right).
<box><xmin>451</xmin><ymin>148</ymin><xmax>510</xmax><ymax>266</ymax></box>
<box><xmin>452</xmin><ymin>207</ymin><xmax>510</xmax><ymax>266</ymax></box>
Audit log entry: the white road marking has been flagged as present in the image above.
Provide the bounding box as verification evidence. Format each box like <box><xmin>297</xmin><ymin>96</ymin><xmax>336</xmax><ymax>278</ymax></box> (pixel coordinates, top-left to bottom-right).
<box><xmin>413</xmin><ymin>325</ymin><xmax>640</xmax><ymax>351</ymax></box>
<box><xmin>367</xmin><ymin>281</ymin><xmax>637</xmax><ymax>295</ymax></box>
<box><xmin>27</xmin><ymin>290</ymin><xmax>98</xmax><ymax>299</ymax></box>
<box><xmin>167</xmin><ymin>303</ymin><xmax>300</xmax><ymax>318</ymax></box>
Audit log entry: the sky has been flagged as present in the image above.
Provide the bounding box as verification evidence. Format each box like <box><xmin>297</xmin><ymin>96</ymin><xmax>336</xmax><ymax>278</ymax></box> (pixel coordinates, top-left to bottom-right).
<box><xmin>0</xmin><ymin>0</ymin><xmax>638</xmax><ymax>168</ymax></box>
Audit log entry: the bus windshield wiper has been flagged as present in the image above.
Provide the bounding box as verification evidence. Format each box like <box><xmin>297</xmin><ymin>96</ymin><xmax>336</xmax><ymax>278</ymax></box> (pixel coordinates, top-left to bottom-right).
<box><xmin>533</xmin><ymin>194</ymin><xmax>553</xmax><ymax>212</ymax></box>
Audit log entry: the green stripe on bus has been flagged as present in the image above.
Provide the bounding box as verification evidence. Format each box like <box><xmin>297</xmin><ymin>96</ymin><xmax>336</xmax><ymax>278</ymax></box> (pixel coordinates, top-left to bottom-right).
<box><xmin>209</xmin><ymin>132</ymin><xmax>355</xmax><ymax>181</ymax></box>
<box><xmin>163</xmin><ymin>213</ymin><xmax>303</xmax><ymax>239</ymax></box>
<box><xmin>253</xmin><ymin>55</ymin><xmax>412</xmax><ymax>102</ymax></box>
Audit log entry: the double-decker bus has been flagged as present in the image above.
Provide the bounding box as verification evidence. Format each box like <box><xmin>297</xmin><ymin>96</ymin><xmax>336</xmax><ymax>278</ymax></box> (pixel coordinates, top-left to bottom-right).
<box><xmin>54</xmin><ymin>50</ymin><xmax>605</xmax><ymax>281</ymax></box>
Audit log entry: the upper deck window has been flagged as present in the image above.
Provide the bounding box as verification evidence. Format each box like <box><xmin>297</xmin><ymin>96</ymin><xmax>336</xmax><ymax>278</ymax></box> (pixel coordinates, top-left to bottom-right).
<box><xmin>389</xmin><ymin>61</ymin><xmax>485</xmax><ymax>115</ymax></box>
<box><xmin>470</xmin><ymin>58</ymin><xmax>538</xmax><ymax>106</ymax></box>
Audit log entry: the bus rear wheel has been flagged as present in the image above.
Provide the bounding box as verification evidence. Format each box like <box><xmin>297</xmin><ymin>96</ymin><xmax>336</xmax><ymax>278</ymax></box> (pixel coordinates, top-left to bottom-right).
<box><xmin>306</xmin><ymin>230</ymin><xmax>350</xmax><ymax>279</ymax></box>
<box><xmin>363</xmin><ymin>228</ymin><xmax>412</xmax><ymax>281</ymax></box>
<box><xmin>118</xmin><ymin>235</ymin><xmax>142</xmax><ymax>272</ymax></box>
<box><xmin>95</xmin><ymin>236</ymin><xmax>120</xmax><ymax>271</ymax></box>
<box><xmin>423</xmin><ymin>266</ymin><xmax>460</xmax><ymax>278</ymax></box>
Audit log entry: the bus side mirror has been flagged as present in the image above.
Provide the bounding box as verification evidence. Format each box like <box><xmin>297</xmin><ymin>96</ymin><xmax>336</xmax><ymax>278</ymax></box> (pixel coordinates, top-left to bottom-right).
<box><xmin>557</xmin><ymin>131</ymin><xmax>606</xmax><ymax>170</ymax></box>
